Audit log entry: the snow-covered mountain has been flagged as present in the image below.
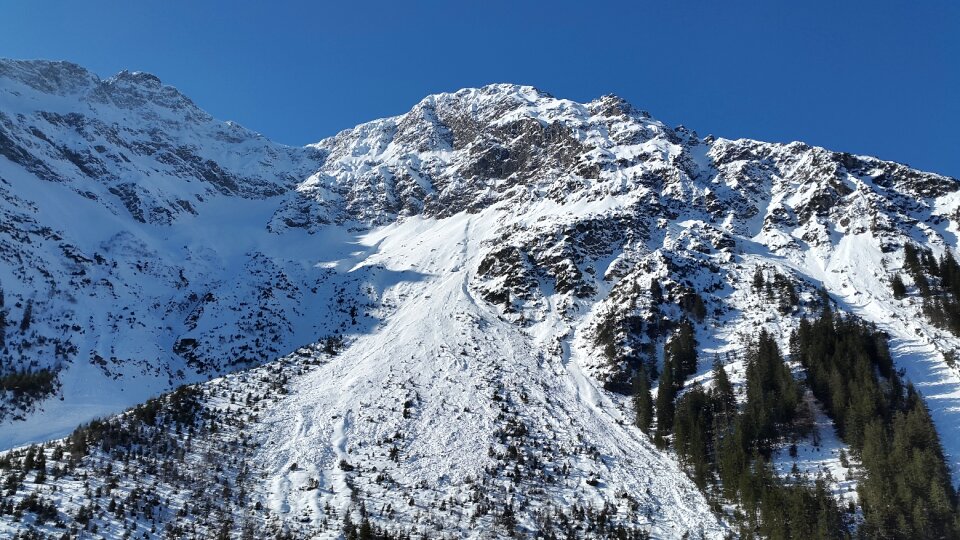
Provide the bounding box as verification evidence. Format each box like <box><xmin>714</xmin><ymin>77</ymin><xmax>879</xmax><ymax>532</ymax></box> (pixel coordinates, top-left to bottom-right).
<box><xmin>0</xmin><ymin>59</ymin><xmax>337</xmax><ymax>439</ymax></box>
<box><xmin>2</xmin><ymin>60</ymin><xmax>960</xmax><ymax>538</ymax></box>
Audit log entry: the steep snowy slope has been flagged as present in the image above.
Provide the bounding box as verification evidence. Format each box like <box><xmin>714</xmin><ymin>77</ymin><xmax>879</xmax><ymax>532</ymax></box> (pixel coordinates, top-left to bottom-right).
<box><xmin>277</xmin><ymin>82</ymin><xmax>960</xmax><ymax>479</ymax></box>
<box><xmin>252</xmin><ymin>213</ymin><xmax>724</xmax><ymax>537</ymax></box>
<box><xmin>0</xmin><ymin>59</ymin><xmax>338</xmax><ymax>442</ymax></box>
<box><xmin>2</xmin><ymin>61</ymin><xmax>960</xmax><ymax>537</ymax></box>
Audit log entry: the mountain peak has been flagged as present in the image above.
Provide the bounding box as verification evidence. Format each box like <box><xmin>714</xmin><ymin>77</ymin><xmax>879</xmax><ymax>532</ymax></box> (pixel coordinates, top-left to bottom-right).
<box><xmin>448</xmin><ymin>82</ymin><xmax>552</xmax><ymax>101</ymax></box>
<box><xmin>93</xmin><ymin>67</ymin><xmax>201</xmax><ymax>114</ymax></box>
<box><xmin>0</xmin><ymin>58</ymin><xmax>98</xmax><ymax>95</ymax></box>
<box><xmin>111</xmin><ymin>69</ymin><xmax>163</xmax><ymax>86</ymax></box>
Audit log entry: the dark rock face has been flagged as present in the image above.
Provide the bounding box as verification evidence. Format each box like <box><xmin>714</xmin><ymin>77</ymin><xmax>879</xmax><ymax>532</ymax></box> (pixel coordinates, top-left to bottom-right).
<box><xmin>277</xmin><ymin>83</ymin><xmax>959</xmax><ymax>247</ymax></box>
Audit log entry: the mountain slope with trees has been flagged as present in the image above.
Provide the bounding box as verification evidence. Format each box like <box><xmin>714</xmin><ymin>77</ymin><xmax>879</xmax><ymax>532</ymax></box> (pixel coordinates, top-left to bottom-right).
<box><xmin>2</xmin><ymin>59</ymin><xmax>960</xmax><ymax>537</ymax></box>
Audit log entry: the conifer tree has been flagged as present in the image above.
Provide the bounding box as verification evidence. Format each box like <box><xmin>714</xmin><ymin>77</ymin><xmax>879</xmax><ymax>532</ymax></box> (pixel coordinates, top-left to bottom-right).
<box><xmin>358</xmin><ymin>517</ymin><xmax>374</xmax><ymax>540</ymax></box>
<box><xmin>742</xmin><ymin>330</ymin><xmax>798</xmax><ymax>451</ymax></box>
<box><xmin>752</xmin><ymin>267</ymin><xmax>764</xmax><ymax>291</ymax></box>
<box><xmin>711</xmin><ymin>355</ymin><xmax>735</xmax><ymax>421</ymax></box>
<box><xmin>654</xmin><ymin>355</ymin><xmax>675</xmax><ymax>448</ymax></box>
<box><xmin>915</xmin><ymin>271</ymin><xmax>931</xmax><ymax>296</ymax></box>
<box><xmin>19</xmin><ymin>299</ymin><xmax>32</xmax><ymax>332</ymax></box>
<box><xmin>891</xmin><ymin>273</ymin><xmax>906</xmax><ymax>299</ymax></box>
<box><xmin>666</xmin><ymin>320</ymin><xmax>698</xmax><ymax>383</ymax></box>
<box><xmin>342</xmin><ymin>512</ymin><xmax>356</xmax><ymax>540</ymax></box>
<box><xmin>633</xmin><ymin>366</ymin><xmax>654</xmax><ymax>434</ymax></box>
<box><xmin>691</xmin><ymin>294</ymin><xmax>707</xmax><ymax>322</ymax></box>
<box><xmin>904</xmin><ymin>243</ymin><xmax>921</xmax><ymax>276</ymax></box>
<box><xmin>650</xmin><ymin>279</ymin><xmax>663</xmax><ymax>305</ymax></box>
<box><xmin>673</xmin><ymin>384</ymin><xmax>714</xmax><ymax>488</ymax></box>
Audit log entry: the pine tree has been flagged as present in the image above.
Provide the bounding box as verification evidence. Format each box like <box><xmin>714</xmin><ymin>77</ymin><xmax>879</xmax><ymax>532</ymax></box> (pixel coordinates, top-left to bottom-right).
<box><xmin>23</xmin><ymin>445</ymin><xmax>37</xmax><ymax>470</ymax></box>
<box><xmin>358</xmin><ymin>517</ymin><xmax>374</xmax><ymax>540</ymax></box>
<box><xmin>915</xmin><ymin>271</ymin><xmax>931</xmax><ymax>296</ymax></box>
<box><xmin>941</xmin><ymin>251</ymin><xmax>960</xmax><ymax>293</ymax></box>
<box><xmin>666</xmin><ymin>320</ymin><xmax>698</xmax><ymax>383</ymax></box>
<box><xmin>654</xmin><ymin>354</ymin><xmax>675</xmax><ymax>448</ymax></box>
<box><xmin>650</xmin><ymin>279</ymin><xmax>663</xmax><ymax>305</ymax></box>
<box><xmin>34</xmin><ymin>448</ymin><xmax>45</xmax><ymax>473</ymax></box>
<box><xmin>692</xmin><ymin>294</ymin><xmax>707</xmax><ymax>322</ymax></box>
<box><xmin>923</xmin><ymin>249</ymin><xmax>940</xmax><ymax>277</ymax></box>
<box><xmin>904</xmin><ymin>243</ymin><xmax>921</xmax><ymax>276</ymax></box>
<box><xmin>673</xmin><ymin>384</ymin><xmax>714</xmax><ymax>488</ymax></box>
<box><xmin>742</xmin><ymin>330</ymin><xmax>797</xmax><ymax>451</ymax></box>
<box><xmin>633</xmin><ymin>366</ymin><xmax>654</xmax><ymax>434</ymax></box>
<box><xmin>891</xmin><ymin>274</ymin><xmax>906</xmax><ymax>299</ymax></box>
<box><xmin>711</xmin><ymin>355</ymin><xmax>735</xmax><ymax>420</ymax></box>
<box><xmin>342</xmin><ymin>512</ymin><xmax>356</xmax><ymax>540</ymax></box>
<box><xmin>752</xmin><ymin>267</ymin><xmax>765</xmax><ymax>291</ymax></box>
<box><xmin>818</xmin><ymin>286</ymin><xmax>833</xmax><ymax>319</ymax></box>
<box><xmin>19</xmin><ymin>299</ymin><xmax>32</xmax><ymax>332</ymax></box>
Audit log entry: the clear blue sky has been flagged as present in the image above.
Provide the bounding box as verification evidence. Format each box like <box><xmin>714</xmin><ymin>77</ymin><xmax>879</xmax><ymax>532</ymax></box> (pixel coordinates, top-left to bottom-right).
<box><xmin>2</xmin><ymin>1</ymin><xmax>958</xmax><ymax>176</ymax></box>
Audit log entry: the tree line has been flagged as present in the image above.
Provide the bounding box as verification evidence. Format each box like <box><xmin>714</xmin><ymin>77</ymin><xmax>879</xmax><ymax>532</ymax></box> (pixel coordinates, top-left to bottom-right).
<box><xmin>896</xmin><ymin>243</ymin><xmax>960</xmax><ymax>336</ymax></box>
<box><xmin>635</xmin><ymin>323</ymin><xmax>848</xmax><ymax>538</ymax></box>
<box><xmin>793</xmin><ymin>300</ymin><xmax>960</xmax><ymax>538</ymax></box>
<box><xmin>636</xmin><ymin>301</ymin><xmax>960</xmax><ymax>538</ymax></box>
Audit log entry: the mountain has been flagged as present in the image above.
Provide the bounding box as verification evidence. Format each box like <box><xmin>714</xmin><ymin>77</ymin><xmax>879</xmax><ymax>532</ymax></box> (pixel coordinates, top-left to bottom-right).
<box><xmin>2</xmin><ymin>59</ymin><xmax>960</xmax><ymax>538</ymax></box>
<box><xmin>0</xmin><ymin>59</ymin><xmax>333</xmax><ymax>441</ymax></box>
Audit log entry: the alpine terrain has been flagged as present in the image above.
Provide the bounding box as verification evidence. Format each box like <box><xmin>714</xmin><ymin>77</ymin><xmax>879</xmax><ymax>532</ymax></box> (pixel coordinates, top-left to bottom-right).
<box><xmin>1</xmin><ymin>59</ymin><xmax>960</xmax><ymax>539</ymax></box>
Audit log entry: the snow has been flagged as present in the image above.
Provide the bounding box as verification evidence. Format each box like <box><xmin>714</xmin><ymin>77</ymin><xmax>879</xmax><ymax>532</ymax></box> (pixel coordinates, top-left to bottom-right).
<box><xmin>772</xmin><ymin>395</ymin><xmax>861</xmax><ymax>508</ymax></box>
<box><xmin>248</xmin><ymin>211</ymin><xmax>727</xmax><ymax>537</ymax></box>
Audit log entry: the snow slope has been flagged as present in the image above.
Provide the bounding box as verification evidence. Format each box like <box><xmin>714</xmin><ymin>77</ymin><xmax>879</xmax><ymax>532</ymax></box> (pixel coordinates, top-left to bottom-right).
<box><xmin>251</xmin><ymin>213</ymin><xmax>725</xmax><ymax>537</ymax></box>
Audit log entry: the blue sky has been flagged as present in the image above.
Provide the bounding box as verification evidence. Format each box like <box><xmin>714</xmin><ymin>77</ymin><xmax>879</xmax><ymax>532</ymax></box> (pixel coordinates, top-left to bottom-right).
<box><xmin>3</xmin><ymin>1</ymin><xmax>958</xmax><ymax>176</ymax></box>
